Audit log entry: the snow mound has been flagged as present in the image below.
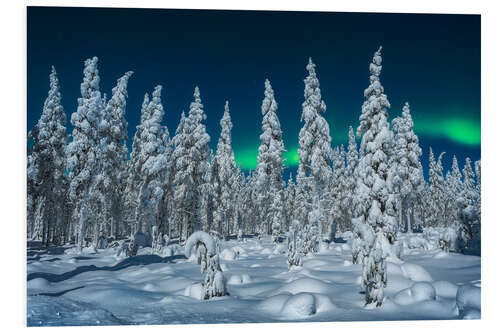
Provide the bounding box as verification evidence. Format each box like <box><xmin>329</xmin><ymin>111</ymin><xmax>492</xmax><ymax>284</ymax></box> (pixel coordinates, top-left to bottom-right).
<box><xmin>274</xmin><ymin>277</ymin><xmax>331</xmax><ymax>295</ymax></box>
<box><xmin>393</xmin><ymin>282</ymin><xmax>436</xmax><ymax>305</ymax></box>
<box><xmin>184</xmin><ymin>283</ymin><xmax>203</xmax><ymax>300</ymax></box>
<box><xmin>260</xmin><ymin>248</ymin><xmax>273</xmax><ymax>255</ymax></box>
<box><xmin>433</xmin><ymin>251</ymin><xmax>450</xmax><ymax>259</ymax></box>
<box><xmin>227</xmin><ymin>274</ymin><xmax>252</xmax><ymax>285</ymax></box>
<box><xmin>257</xmin><ymin>294</ymin><xmax>290</xmax><ymax>313</ymax></box>
<box><xmin>387</xmin><ymin>262</ymin><xmax>404</xmax><ymax>275</ymax></box>
<box><xmin>258</xmin><ymin>292</ymin><xmax>335</xmax><ymax>319</ymax></box>
<box><xmin>28</xmin><ymin>278</ymin><xmax>50</xmax><ymax>290</ymax></box>
<box><xmin>432</xmin><ymin>281</ymin><xmax>458</xmax><ymax>298</ymax></box>
<box><xmin>64</xmin><ymin>246</ymin><xmax>97</xmax><ymax>255</ymax></box>
<box><xmin>401</xmin><ymin>262</ymin><xmax>433</xmax><ymax>282</ymax></box>
<box><xmin>220</xmin><ymin>248</ymin><xmax>238</xmax><ymax>260</ymax></box>
<box><xmin>404</xmin><ymin>236</ymin><xmax>430</xmax><ymax>250</ymax></box>
<box><xmin>456</xmin><ymin>285</ymin><xmax>481</xmax><ymax>318</ymax></box>
<box><xmin>343</xmin><ymin>260</ymin><xmax>352</xmax><ymax>266</ymax></box>
<box><xmin>281</xmin><ymin>293</ymin><xmax>316</xmax><ymax>317</ymax></box>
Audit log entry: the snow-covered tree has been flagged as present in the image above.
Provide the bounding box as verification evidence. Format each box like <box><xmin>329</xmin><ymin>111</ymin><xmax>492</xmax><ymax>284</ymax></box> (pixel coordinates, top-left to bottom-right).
<box><xmin>255</xmin><ymin>79</ymin><xmax>285</xmax><ymax>235</ymax></box>
<box><xmin>444</xmin><ymin>156</ymin><xmax>463</xmax><ymax>226</ymax></box>
<box><xmin>213</xmin><ymin>101</ymin><xmax>237</xmax><ymax>237</ymax></box>
<box><xmin>270</xmin><ymin>190</ymin><xmax>284</xmax><ymax>242</ymax></box>
<box><xmin>100</xmin><ymin>71</ymin><xmax>133</xmax><ymax>238</ymax></box>
<box><xmin>128</xmin><ymin>86</ymin><xmax>170</xmax><ymax>239</ymax></box>
<box><xmin>283</xmin><ymin>173</ymin><xmax>296</xmax><ymax>232</ymax></box>
<box><xmin>287</xmin><ymin>220</ymin><xmax>303</xmax><ymax>269</ymax></box>
<box><xmin>389</xmin><ymin>102</ymin><xmax>425</xmax><ymax>233</ymax></box>
<box><xmin>200</xmin><ymin>150</ymin><xmax>215</xmax><ymax>233</ymax></box>
<box><xmin>28</xmin><ymin>66</ymin><xmax>68</xmax><ymax>245</ymax></box>
<box><xmin>298</xmin><ymin>58</ymin><xmax>332</xmax><ymax>242</ymax></box>
<box><xmin>67</xmin><ymin>57</ymin><xmax>104</xmax><ymax>251</ymax></box>
<box><xmin>172</xmin><ymin>87</ymin><xmax>211</xmax><ymax>241</ymax></box>
<box><xmin>456</xmin><ymin>157</ymin><xmax>479</xmax><ymax>252</ymax></box>
<box><xmin>428</xmin><ymin>148</ymin><xmax>446</xmax><ymax>227</ymax></box>
<box><xmin>352</xmin><ymin>47</ymin><xmax>397</xmax><ymax>307</ymax></box>
<box><xmin>474</xmin><ymin>160</ymin><xmax>481</xmax><ymax>222</ymax></box>
<box><xmin>345</xmin><ymin>126</ymin><xmax>359</xmax><ymax>228</ymax></box>
<box><xmin>125</xmin><ymin>93</ymin><xmax>153</xmax><ymax>228</ymax></box>
<box><xmin>329</xmin><ymin>145</ymin><xmax>349</xmax><ymax>233</ymax></box>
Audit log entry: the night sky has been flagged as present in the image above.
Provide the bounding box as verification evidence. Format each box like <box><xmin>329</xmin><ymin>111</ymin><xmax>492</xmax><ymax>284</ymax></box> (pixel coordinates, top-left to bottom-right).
<box><xmin>27</xmin><ymin>7</ymin><xmax>481</xmax><ymax>177</ymax></box>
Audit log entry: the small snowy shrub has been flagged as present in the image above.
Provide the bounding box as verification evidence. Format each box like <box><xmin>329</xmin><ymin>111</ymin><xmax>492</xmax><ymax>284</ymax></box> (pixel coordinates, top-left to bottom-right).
<box><xmin>203</xmin><ymin>254</ymin><xmax>227</xmax><ymax>299</ymax></box>
<box><xmin>185</xmin><ymin>231</ymin><xmax>227</xmax><ymax>299</ymax></box>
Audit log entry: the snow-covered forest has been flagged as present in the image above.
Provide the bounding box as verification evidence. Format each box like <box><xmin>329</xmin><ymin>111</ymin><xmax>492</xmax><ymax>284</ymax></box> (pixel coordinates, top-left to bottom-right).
<box><xmin>27</xmin><ymin>47</ymin><xmax>481</xmax><ymax>325</ymax></box>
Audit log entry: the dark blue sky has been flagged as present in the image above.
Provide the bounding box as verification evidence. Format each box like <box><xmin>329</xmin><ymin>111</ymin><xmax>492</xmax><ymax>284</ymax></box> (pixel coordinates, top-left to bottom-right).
<box><xmin>27</xmin><ymin>7</ymin><xmax>480</xmax><ymax>177</ymax></box>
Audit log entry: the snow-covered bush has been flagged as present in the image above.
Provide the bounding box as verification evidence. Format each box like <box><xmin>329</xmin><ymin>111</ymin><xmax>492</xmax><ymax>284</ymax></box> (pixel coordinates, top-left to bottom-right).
<box><xmin>185</xmin><ymin>231</ymin><xmax>227</xmax><ymax>299</ymax></box>
<box><xmin>203</xmin><ymin>254</ymin><xmax>227</xmax><ymax>299</ymax></box>
<box><xmin>185</xmin><ymin>231</ymin><xmax>216</xmax><ymax>271</ymax></box>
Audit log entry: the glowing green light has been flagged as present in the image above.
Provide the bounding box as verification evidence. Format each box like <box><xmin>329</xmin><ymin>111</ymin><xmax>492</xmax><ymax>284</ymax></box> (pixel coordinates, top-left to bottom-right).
<box><xmin>234</xmin><ymin>147</ymin><xmax>258</xmax><ymax>170</ymax></box>
<box><xmin>284</xmin><ymin>147</ymin><xmax>299</xmax><ymax>166</ymax></box>
<box><xmin>414</xmin><ymin>116</ymin><xmax>481</xmax><ymax>146</ymax></box>
<box><xmin>234</xmin><ymin>146</ymin><xmax>300</xmax><ymax>170</ymax></box>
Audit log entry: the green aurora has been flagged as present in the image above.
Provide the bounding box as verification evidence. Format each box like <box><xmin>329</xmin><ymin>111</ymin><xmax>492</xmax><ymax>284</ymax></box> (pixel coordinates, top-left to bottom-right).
<box><xmin>233</xmin><ymin>115</ymin><xmax>480</xmax><ymax>170</ymax></box>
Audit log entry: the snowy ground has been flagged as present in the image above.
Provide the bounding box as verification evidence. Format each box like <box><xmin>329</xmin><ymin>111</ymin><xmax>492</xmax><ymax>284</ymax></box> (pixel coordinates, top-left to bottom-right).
<box><xmin>27</xmin><ymin>233</ymin><xmax>480</xmax><ymax>326</ymax></box>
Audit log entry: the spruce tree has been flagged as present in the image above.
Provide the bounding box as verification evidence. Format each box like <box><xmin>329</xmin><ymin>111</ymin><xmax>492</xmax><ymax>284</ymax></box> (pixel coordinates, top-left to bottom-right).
<box><xmin>352</xmin><ymin>47</ymin><xmax>397</xmax><ymax>307</ymax></box>
<box><xmin>172</xmin><ymin>87</ymin><xmax>211</xmax><ymax>240</ymax></box>
<box><xmin>255</xmin><ymin>79</ymin><xmax>285</xmax><ymax>235</ymax></box>
<box><xmin>67</xmin><ymin>57</ymin><xmax>104</xmax><ymax>251</ymax></box>
<box><xmin>389</xmin><ymin>102</ymin><xmax>425</xmax><ymax>232</ymax></box>
<box><xmin>444</xmin><ymin>156</ymin><xmax>463</xmax><ymax>226</ymax></box>
<box><xmin>213</xmin><ymin>101</ymin><xmax>237</xmax><ymax>237</ymax></box>
<box><xmin>28</xmin><ymin>66</ymin><xmax>68</xmax><ymax>244</ymax></box>
<box><xmin>345</xmin><ymin>126</ymin><xmax>359</xmax><ymax>227</ymax></box>
<box><xmin>428</xmin><ymin>148</ymin><xmax>446</xmax><ymax>227</ymax></box>
<box><xmin>99</xmin><ymin>71</ymin><xmax>133</xmax><ymax>239</ymax></box>
<box><xmin>297</xmin><ymin>58</ymin><xmax>332</xmax><ymax>243</ymax></box>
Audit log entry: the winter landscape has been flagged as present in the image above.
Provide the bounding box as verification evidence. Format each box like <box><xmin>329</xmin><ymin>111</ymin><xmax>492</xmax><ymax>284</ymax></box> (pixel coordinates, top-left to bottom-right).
<box><xmin>27</xmin><ymin>8</ymin><xmax>481</xmax><ymax>326</ymax></box>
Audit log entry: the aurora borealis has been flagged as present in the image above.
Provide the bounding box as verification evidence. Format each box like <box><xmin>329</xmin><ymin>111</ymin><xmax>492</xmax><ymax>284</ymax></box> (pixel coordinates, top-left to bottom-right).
<box><xmin>27</xmin><ymin>7</ymin><xmax>480</xmax><ymax>175</ymax></box>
